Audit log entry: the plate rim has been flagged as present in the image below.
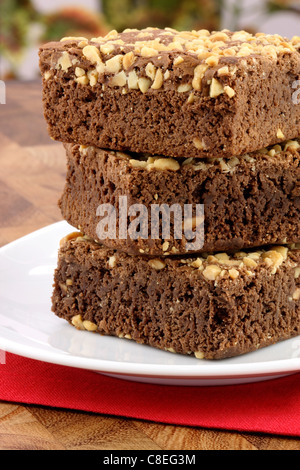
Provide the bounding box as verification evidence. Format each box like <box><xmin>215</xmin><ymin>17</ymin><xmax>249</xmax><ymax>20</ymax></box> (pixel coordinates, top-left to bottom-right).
<box><xmin>0</xmin><ymin>334</ymin><xmax>300</xmax><ymax>379</ymax></box>
<box><xmin>0</xmin><ymin>221</ymin><xmax>300</xmax><ymax>380</ymax></box>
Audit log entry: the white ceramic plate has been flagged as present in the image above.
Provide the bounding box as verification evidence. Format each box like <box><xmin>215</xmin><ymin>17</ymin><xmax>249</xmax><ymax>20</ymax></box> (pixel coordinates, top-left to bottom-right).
<box><xmin>0</xmin><ymin>221</ymin><xmax>300</xmax><ymax>387</ymax></box>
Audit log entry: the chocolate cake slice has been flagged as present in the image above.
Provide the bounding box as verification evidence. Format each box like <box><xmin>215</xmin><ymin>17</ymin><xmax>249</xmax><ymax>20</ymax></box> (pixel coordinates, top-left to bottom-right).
<box><xmin>59</xmin><ymin>140</ymin><xmax>300</xmax><ymax>257</ymax></box>
<box><xmin>39</xmin><ymin>27</ymin><xmax>300</xmax><ymax>159</ymax></box>
<box><xmin>52</xmin><ymin>232</ymin><xmax>300</xmax><ymax>360</ymax></box>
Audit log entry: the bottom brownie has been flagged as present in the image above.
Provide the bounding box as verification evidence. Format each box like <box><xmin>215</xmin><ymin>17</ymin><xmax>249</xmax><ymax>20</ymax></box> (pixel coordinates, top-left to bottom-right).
<box><xmin>52</xmin><ymin>232</ymin><xmax>300</xmax><ymax>360</ymax></box>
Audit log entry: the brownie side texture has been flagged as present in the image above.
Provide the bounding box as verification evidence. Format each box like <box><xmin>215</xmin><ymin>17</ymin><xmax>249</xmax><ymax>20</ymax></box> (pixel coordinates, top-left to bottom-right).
<box><xmin>39</xmin><ymin>28</ymin><xmax>300</xmax><ymax>159</ymax></box>
<box><xmin>58</xmin><ymin>141</ymin><xmax>300</xmax><ymax>257</ymax></box>
<box><xmin>52</xmin><ymin>233</ymin><xmax>300</xmax><ymax>360</ymax></box>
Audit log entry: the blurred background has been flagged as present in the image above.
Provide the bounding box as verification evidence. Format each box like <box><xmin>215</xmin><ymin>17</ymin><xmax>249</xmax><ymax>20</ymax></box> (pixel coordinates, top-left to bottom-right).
<box><xmin>1</xmin><ymin>0</ymin><xmax>300</xmax><ymax>81</ymax></box>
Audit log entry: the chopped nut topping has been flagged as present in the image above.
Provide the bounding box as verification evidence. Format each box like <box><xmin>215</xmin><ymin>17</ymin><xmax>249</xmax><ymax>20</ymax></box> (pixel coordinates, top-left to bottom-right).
<box><xmin>219</xmin><ymin>159</ymin><xmax>230</xmax><ymax>172</ymax></box>
<box><xmin>228</xmin><ymin>268</ymin><xmax>239</xmax><ymax>280</ymax></box>
<box><xmin>59</xmin><ymin>283</ymin><xmax>68</xmax><ymax>293</ymax></box>
<box><xmin>71</xmin><ymin>315</ymin><xmax>98</xmax><ymax>332</ymax></box>
<box><xmin>140</xmin><ymin>46</ymin><xmax>159</xmax><ymax>57</ymax></box>
<box><xmin>215</xmin><ymin>253</ymin><xmax>230</xmax><ymax>261</ymax></box>
<box><xmin>165</xmin><ymin>347</ymin><xmax>176</xmax><ymax>353</ymax></box>
<box><xmin>207</xmin><ymin>255</ymin><xmax>218</xmax><ymax>263</ymax></box>
<box><xmin>105</xmin><ymin>55</ymin><xmax>123</xmax><ymax>73</ymax></box>
<box><xmin>148</xmin><ymin>259</ymin><xmax>166</xmax><ymax>270</ymax></box>
<box><xmin>79</xmin><ymin>145</ymin><xmax>89</xmax><ymax>155</ymax></box>
<box><xmin>271</xmin><ymin>246</ymin><xmax>288</xmax><ymax>260</ymax></box>
<box><xmin>210</xmin><ymin>78</ymin><xmax>224</xmax><ymax>98</ymax></box>
<box><xmin>60</xmin><ymin>232</ymin><xmax>83</xmax><ymax>247</ymax></box>
<box><xmin>194</xmin><ymin>351</ymin><xmax>205</xmax><ymax>359</ymax></box>
<box><xmin>153</xmin><ymin>158</ymin><xmax>180</xmax><ymax>171</ymax></box>
<box><xmin>277</xmin><ymin>128</ymin><xmax>285</xmax><ymax>140</ymax></box>
<box><xmin>190</xmin><ymin>258</ymin><xmax>203</xmax><ymax>269</ymax></box>
<box><xmin>122</xmin><ymin>137</ymin><xmax>300</xmax><ymax>175</ymax></box>
<box><xmin>187</xmin><ymin>92</ymin><xmax>195</xmax><ymax>104</ymax></box>
<box><xmin>82</xmin><ymin>45</ymin><xmax>102</xmax><ymax>65</ymax></box>
<box><xmin>224</xmin><ymin>85</ymin><xmax>235</xmax><ymax>98</ymax></box>
<box><xmin>129</xmin><ymin>159</ymin><xmax>148</xmax><ymax>168</ymax></box>
<box><xmin>203</xmin><ymin>264</ymin><xmax>222</xmax><ymax>281</ymax></box>
<box><xmin>243</xmin><ymin>257</ymin><xmax>258</xmax><ymax>268</ymax></box>
<box><xmin>87</xmin><ymin>69</ymin><xmax>98</xmax><ymax>86</ymax></box>
<box><xmin>293</xmin><ymin>288</ymin><xmax>300</xmax><ymax>301</ymax></box>
<box><xmin>205</xmin><ymin>55</ymin><xmax>219</xmax><ymax>67</ymax></box>
<box><xmin>59</xmin><ymin>28</ymin><xmax>300</xmax><ymax>100</ymax></box>
<box><xmin>100</xmin><ymin>43</ymin><xmax>115</xmax><ymax>55</ymax></box>
<box><xmin>71</xmin><ymin>314</ymin><xmax>85</xmax><ymax>330</ymax></box>
<box><xmin>56</xmin><ymin>51</ymin><xmax>72</xmax><ymax>71</ymax></box>
<box><xmin>151</xmin><ymin>68</ymin><xmax>164</xmax><ymax>89</ymax></box>
<box><xmin>111</xmin><ymin>70</ymin><xmax>127</xmax><ymax>87</ymax></box>
<box><xmin>162</xmin><ymin>241</ymin><xmax>170</xmax><ymax>252</ymax></box>
<box><xmin>128</xmin><ymin>70</ymin><xmax>139</xmax><ymax>89</ymax></box>
<box><xmin>295</xmin><ymin>267</ymin><xmax>300</xmax><ymax>279</ymax></box>
<box><xmin>262</xmin><ymin>250</ymin><xmax>284</xmax><ymax>274</ymax></box>
<box><xmin>192</xmin><ymin>64</ymin><xmax>208</xmax><ymax>91</ymax></box>
<box><xmin>108</xmin><ymin>255</ymin><xmax>117</xmax><ymax>268</ymax></box>
<box><xmin>104</xmin><ymin>29</ymin><xmax>119</xmax><ymax>40</ymax></box>
<box><xmin>83</xmin><ymin>321</ymin><xmax>98</xmax><ymax>331</ymax></box>
<box><xmin>284</xmin><ymin>140</ymin><xmax>300</xmax><ymax>151</ymax></box>
<box><xmin>217</xmin><ymin>66</ymin><xmax>230</xmax><ymax>76</ymax></box>
<box><xmin>75</xmin><ymin>75</ymin><xmax>89</xmax><ymax>85</ymax></box>
<box><xmin>123</xmin><ymin>51</ymin><xmax>136</xmax><ymax>70</ymax></box>
<box><xmin>75</xmin><ymin>67</ymin><xmax>86</xmax><ymax>77</ymax></box>
<box><xmin>193</xmin><ymin>161</ymin><xmax>208</xmax><ymax>171</ymax></box>
<box><xmin>44</xmin><ymin>71</ymin><xmax>52</xmax><ymax>82</ymax></box>
<box><xmin>178</xmin><ymin>83</ymin><xmax>192</xmax><ymax>93</ymax></box>
<box><xmin>138</xmin><ymin>77</ymin><xmax>152</xmax><ymax>93</ymax></box>
<box><xmin>78</xmin><ymin>40</ymin><xmax>89</xmax><ymax>48</ymax></box>
<box><xmin>145</xmin><ymin>62</ymin><xmax>156</xmax><ymax>80</ymax></box>
<box><xmin>193</xmin><ymin>137</ymin><xmax>205</xmax><ymax>150</ymax></box>
<box><xmin>173</xmin><ymin>56</ymin><xmax>184</xmax><ymax>66</ymax></box>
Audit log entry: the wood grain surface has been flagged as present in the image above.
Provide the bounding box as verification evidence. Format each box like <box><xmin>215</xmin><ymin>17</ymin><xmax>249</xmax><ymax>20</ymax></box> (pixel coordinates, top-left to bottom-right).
<box><xmin>0</xmin><ymin>80</ymin><xmax>299</xmax><ymax>451</ymax></box>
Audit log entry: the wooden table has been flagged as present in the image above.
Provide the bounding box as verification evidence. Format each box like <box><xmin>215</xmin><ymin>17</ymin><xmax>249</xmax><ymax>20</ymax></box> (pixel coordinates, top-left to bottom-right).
<box><xmin>0</xmin><ymin>80</ymin><xmax>299</xmax><ymax>451</ymax></box>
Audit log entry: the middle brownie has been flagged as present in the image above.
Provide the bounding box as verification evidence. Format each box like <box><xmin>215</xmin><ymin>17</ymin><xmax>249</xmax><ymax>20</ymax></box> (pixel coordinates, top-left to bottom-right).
<box><xmin>59</xmin><ymin>140</ymin><xmax>300</xmax><ymax>257</ymax></box>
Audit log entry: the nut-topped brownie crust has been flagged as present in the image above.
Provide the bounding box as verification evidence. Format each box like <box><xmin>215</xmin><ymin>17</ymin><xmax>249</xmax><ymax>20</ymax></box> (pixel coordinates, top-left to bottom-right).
<box><xmin>52</xmin><ymin>233</ymin><xmax>300</xmax><ymax>360</ymax></box>
<box><xmin>59</xmin><ymin>140</ymin><xmax>300</xmax><ymax>257</ymax></box>
<box><xmin>39</xmin><ymin>27</ymin><xmax>300</xmax><ymax>159</ymax></box>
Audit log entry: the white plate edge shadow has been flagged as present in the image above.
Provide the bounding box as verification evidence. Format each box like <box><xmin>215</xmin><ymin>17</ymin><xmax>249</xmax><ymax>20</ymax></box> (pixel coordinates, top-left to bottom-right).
<box><xmin>0</xmin><ymin>221</ymin><xmax>300</xmax><ymax>386</ymax></box>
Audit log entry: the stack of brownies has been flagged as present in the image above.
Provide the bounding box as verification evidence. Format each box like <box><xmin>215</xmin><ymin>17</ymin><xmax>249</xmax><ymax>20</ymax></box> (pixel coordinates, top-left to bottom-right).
<box><xmin>39</xmin><ymin>27</ymin><xmax>300</xmax><ymax>360</ymax></box>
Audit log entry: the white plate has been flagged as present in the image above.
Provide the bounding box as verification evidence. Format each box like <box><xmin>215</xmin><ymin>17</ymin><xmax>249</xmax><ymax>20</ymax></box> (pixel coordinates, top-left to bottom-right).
<box><xmin>0</xmin><ymin>221</ymin><xmax>300</xmax><ymax>387</ymax></box>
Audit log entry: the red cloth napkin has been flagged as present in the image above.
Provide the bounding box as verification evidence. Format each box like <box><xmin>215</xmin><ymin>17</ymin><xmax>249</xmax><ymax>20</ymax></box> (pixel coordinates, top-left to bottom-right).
<box><xmin>1</xmin><ymin>352</ymin><xmax>300</xmax><ymax>437</ymax></box>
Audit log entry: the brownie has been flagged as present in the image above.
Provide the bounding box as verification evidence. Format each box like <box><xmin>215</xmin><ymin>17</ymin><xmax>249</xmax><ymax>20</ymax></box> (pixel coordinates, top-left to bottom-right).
<box><xmin>52</xmin><ymin>232</ymin><xmax>300</xmax><ymax>360</ymax></box>
<box><xmin>59</xmin><ymin>140</ymin><xmax>300</xmax><ymax>257</ymax></box>
<box><xmin>39</xmin><ymin>28</ymin><xmax>300</xmax><ymax>159</ymax></box>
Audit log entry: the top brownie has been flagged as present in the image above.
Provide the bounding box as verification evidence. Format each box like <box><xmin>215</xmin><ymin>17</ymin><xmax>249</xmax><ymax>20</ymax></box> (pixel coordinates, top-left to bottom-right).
<box><xmin>39</xmin><ymin>27</ymin><xmax>300</xmax><ymax>158</ymax></box>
